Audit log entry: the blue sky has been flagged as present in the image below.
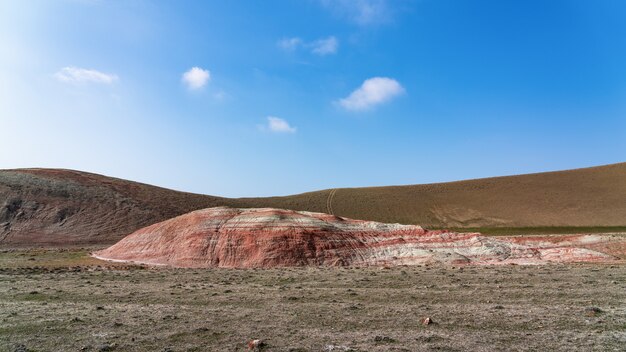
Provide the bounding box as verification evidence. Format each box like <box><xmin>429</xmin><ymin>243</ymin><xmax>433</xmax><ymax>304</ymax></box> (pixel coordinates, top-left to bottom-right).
<box><xmin>1</xmin><ymin>0</ymin><xmax>625</xmax><ymax>197</ymax></box>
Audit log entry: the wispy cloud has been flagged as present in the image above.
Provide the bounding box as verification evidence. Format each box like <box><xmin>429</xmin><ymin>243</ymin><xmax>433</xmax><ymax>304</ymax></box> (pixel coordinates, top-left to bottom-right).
<box><xmin>320</xmin><ymin>0</ymin><xmax>392</xmax><ymax>26</ymax></box>
<box><xmin>182</xmin><ymin>67</ymin><xmax>211</xmax><ymax>90</ymax></box>
<box><xmin>277</xmin><ymin>37</ymin><xmax>303</xmax><ymax>51</ymax></box>
<box><xmin>309</xmin><ymin>36</ymin><xmax>338</xmax><ymax>56</ymax></box>
<box><xmin>54</xmin><ymin>67</ymin><xmax>118</xmax><ymax>84</ymax></box>
<box><xmin>265</xmin><ymin>116</ymin><xmax>297</xmax><ymax>133</ymax></box>
<box><xmin>213</xmin><ymin>90</ymin><xmax>229</xmax><ymax>101</ymax></box>
<box><xmin>278</xmin><ymin>36</ymin><xmax>339</xmax><ymax>56</ymax></box>
<box><xmin>338</xmin><ymin>77</ymin><xmax>404</xmax><ymax>111</ymax></box>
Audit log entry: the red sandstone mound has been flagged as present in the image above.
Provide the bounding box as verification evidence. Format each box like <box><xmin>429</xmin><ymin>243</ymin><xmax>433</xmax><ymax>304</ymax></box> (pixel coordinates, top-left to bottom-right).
<box><xmin>93</xmin><ymin>207</ymin><xmax>624</xmax><ymax>268</ymax></box>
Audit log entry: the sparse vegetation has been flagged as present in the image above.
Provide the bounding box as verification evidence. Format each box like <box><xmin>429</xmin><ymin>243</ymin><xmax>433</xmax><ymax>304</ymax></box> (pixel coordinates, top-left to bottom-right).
<box><xmin>1</xmin><ymin>249</ymin><xmax>625</xmax><ymax>351</ymax></box>
<box><xmin>439</xmin><ymin>226</ymin><xmax>626</xmax><ymax>236</ymax></box>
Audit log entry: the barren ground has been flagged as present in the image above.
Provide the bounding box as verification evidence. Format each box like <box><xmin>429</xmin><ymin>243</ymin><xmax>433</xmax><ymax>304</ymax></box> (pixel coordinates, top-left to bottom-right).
<box><xmin>1</xmin><ymin>248</ymin><xmax>625</xmax><ymax>352</ymax></box>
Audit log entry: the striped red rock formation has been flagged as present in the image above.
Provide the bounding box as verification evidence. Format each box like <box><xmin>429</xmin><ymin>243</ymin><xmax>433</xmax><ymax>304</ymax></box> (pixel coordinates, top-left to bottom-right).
<box><xmin>92</xmin><ymin>207</ymin><xmax>622</xmax><ymax>268</ymax></box>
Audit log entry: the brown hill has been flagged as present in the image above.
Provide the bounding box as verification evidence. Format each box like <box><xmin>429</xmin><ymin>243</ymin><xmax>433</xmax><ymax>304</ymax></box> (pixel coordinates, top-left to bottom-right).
<box><xmin>93</xmin><ymin>207</ymin><xmax>624</xmax><ymax>268</ymax></box>
<box><xmin>243</xmin><ymin>162</ymin><xmax>626</xmax><ymax>228</ymax></box>
<box><xmin>0</xmin><ymin>169</ymin><xmax>231</xmax><ymax>247</ymax></box>
<box><xmin>1</xmin><ymin>162</ymin><xmax>626</xmax><ymax>247</ymax></box>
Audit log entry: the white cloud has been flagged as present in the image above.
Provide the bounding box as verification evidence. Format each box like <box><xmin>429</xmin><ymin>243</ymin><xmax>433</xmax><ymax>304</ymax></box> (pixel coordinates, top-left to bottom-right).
<box><xmin>338</xmin><ymin>77</ymin><xmax>404</xmax><ymax>111</ymax></box>
<box><xmin>266</xmin><ymin>116</ymin><xmax>296</xmax><ymax>133</ymax></box>
<box><xmin>277</xmin><ymin>37</ymin><xmax>302</xmax><ymax>51</ymax></box>
<box><xmin>278</xmin><ymin>36</ymin><xmax>339</xmax><ymax>56</ymax></box>
<box><xmin>182</xmin><ymin>67</ymin><xmax>211</xmax><ymax>90</ymax></box>
<box><xmin>54</xmin><ymin>67</ymin><xmax>118</xmax><ymax>84</ymax></box>
<box><xmin>309</xmin><ymin>36</ymin><xmax>338</xmax><ymax>56</ymax></box>
<box><xmin>320</xmin><ymin>0</ymin><xmax>391</xmax><ymax>26</ymax></box>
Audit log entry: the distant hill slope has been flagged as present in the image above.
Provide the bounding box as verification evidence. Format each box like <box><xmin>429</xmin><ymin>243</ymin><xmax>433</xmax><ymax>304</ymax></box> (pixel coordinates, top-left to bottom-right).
<box><xmin>0</xmin><ymin>169</ymin><xmax>232</xmax><ymax>246</ymax></box>
<box><xmin>1</xmin><ymin>163</ymin><xmax>625</xmax><ymax>247</ymax></box>
<box><xmin>247</xmin><ymin>162</ymin><xmax>626</xmax><ymax>228</ymax></box>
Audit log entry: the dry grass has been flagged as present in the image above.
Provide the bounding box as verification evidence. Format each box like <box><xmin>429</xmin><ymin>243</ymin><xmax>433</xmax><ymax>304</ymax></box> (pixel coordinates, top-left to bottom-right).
<box><xmin>238</xmin><ymin>162</ymin><xmax>626</xmax><ymax>229</ymax></box>
<box><xmin>1</xmin><ymin>249</ymin><xmax>625</xmax><ymax>351</ymax></box>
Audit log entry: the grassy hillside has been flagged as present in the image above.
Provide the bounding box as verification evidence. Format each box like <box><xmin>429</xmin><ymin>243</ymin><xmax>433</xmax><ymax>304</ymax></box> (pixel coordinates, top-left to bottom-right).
<box><xmin>1</xmin><ymin>162</ymin><xmax>625</xmax><ymax>247</ymax></box>
<box><xmin>235</xmin><ymin>162</ymin><xmax>626</xmax><ymax>229</ymax></box>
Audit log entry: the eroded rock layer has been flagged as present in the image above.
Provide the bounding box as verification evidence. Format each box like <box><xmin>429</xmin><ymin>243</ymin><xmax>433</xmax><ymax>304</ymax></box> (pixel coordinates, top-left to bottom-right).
<box><xmin>93</xmin><ymin>207</ymin><xmax>623</xmax><ymax>268</ymax></box>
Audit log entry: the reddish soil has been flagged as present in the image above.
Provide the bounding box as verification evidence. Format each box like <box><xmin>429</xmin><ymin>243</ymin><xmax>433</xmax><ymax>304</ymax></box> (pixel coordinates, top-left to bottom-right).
<box><xmin>93</xmin><ymin>207</ymin><xmax>625</xmax><ymax>268</ymax></box>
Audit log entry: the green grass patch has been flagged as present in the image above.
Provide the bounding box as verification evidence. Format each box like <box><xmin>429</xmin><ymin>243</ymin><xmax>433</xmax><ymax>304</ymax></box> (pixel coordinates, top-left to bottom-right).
<box><xmin>433</xmin><ymin>226</ymin><xmax>626</xmax><ymax>236</ymax></box>
<box><xmin>0</xmin><ymin>248</ymin><xmax>115</xmax><ymax>269</ymax></box>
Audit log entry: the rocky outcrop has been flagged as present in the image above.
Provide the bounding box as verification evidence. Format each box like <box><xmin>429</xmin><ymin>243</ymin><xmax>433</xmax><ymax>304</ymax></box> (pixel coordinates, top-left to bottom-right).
<box><xmin>93</xmin><ymin>207</ymin><xmax>622</xmax><ymax>268</ymax></box>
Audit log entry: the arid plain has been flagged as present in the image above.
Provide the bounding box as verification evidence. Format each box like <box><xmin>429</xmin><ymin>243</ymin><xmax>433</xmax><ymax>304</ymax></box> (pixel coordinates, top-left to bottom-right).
<box><xmin>1</xmin><ymin>249</ymin><xmax>626</xmax><ymax>351</ymax></box>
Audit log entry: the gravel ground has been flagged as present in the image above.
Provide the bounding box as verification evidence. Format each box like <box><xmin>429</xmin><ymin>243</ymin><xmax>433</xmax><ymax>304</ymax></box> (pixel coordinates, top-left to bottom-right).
<box><xmin>0</xmin><ymin>249</ymin><xmax>625</xmax><ymax>351</ymax></box>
